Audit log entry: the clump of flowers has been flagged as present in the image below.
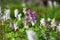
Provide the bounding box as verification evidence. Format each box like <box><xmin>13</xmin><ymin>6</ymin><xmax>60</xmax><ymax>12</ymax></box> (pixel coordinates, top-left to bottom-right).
<box><xmin>4</xmin><ymin>8</ymin><xmax>11</xmax><ymax>20</ymax></box>
<box><xmin>26</xmin><ymin>9</ymin><xmax>37</xmax><ymax>26</ymax></box>
<box><xmin>57</xmin><ymin>23</ymin><xmax>60</xmax><ymax>32</ymax></box>
<box><xmin>10</xmin><ymin>21</ymin><xmax>19</xmax><ymax>31</ymax></box>
<box><xmin>24</xmin><ymin>16</ymin><xmax>29</xmax><ymax>28</ymax></box>
<box><xmin>2</xmin><ymin>8</ymin><xmax>11</xmax><ymax>21</ymax></box>
<box><xmin>10</xmin><ymin>22</ymin><xmax>14</xmax><ymax>29</ymax></box>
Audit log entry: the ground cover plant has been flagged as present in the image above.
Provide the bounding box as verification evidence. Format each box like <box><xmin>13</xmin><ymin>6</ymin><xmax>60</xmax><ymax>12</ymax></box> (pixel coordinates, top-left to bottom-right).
<box><xmin>0</xmin><ymin>3</ymin><xmax>60</xmax><ymax>40</ymax></box>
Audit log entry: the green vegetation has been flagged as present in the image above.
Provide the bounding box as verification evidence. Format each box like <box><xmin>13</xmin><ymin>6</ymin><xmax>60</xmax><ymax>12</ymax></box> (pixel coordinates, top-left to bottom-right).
<box><xmin>0</xmin><ymin>4</ymin><xmax>60</xmax><ymax>40</ymax></box>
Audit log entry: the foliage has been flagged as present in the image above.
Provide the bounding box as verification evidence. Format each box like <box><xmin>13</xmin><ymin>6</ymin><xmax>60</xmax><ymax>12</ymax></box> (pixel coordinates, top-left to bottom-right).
<box><xmin>0</xmin><ymin>4</ymin><xmax>60</xmax><ymax>40</ymax></box>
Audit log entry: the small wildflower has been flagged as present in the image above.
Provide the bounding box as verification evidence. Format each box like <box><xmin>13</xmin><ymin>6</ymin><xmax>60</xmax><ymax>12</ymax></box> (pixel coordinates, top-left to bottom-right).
<box><xmin>26</xmin><ymin>10</ymin><xmax>37</xmax><ymax>26</ymax></box>
<box><xmin>31</xmin><ymin>21</ymin><xmax>35</xmax><ymax>26</ymax></box>
<box><xmin>26</xmin><ymin>30</ymin><xmax>38</xmax><ymax>40</ymax></box>
<box><xmin>23</xmin><ymin>7</ymin><xmax>26</xmax><ymax>14</ymax></box>
<box><xmin>22</xmin><ymin>3</ymin><xmax>26</xmax><ymax>7</ymax></box>
<box><xmin>57</xmin><ymin>23</ymin><xmax>60</xmax><ymax>32</ymax></box>
<box><xmin>4</xmin><ymin>8</ymin><xmax>11</xmax><ymax>20</ymax></box>
<box><xmin>51</xmin><ymin>18</ymin><xmax>56</xmax><ymax>27</ymax></box>
<box><xmin>10</xmin><ymin>22</ymin><xmax>14</xmax><ymax>29</ymax></box>
<box><xmin>17</xmin><ymin>13</ymin><xmax>22</xmax><ymax>21</ymax></box>
<box><xmin>14</xmin><ymin>22</ymin><xmax>19</xmax><ymax>31</ymax></box>
<box><xmin>40</xmin><ymin>18</ymin><xmax>45</xmax><ymax>26</ymax></box>
<box><xmin>10</xmin><ymin>22</ymin><xmax>19</xmax><ymax>31</ymax></box>
<box><xmin>24</xmin><ymin>16</ymin><xmax>29</xmax><ymax>28</ymax></box>
<box><xmin>47</xmin><ymin>18</ymin><xmax>51</xmax><ymax>22</ymax></box>
<box><xmin>2</xmin><ymin>15</ymin><xmax>6</xmax><ymax>21</ymax></box>
<box><xmin>48</xmin><ymin>0</ymin><xmax>52</xmax><ymax>7</ymax></box>
<box><xmin>14</xmin><ymin>9</ymin><xmax>19</xmax><ymax>18</ymax></box>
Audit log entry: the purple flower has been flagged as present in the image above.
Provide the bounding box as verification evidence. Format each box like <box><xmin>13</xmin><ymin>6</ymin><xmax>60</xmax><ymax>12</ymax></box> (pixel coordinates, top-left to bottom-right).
<box><xmin>26</xmin><ymin>9</ymin><xmax>37</xmax><ymax>26</ymax></box>
<box><xmin>24</xmin><ymin>16</ymin><xmax>29</xmax><ymax>28</ymax></box>
<box><xmin>30</xmin><ymin>11</ymin><xmax>37</xmax><ymax>22</ymax></box>
<box><xmin>10</xmin><ymin>22</ymin><xmax>14</xmax><ymax>29</ymax></box>
<box><xmin>26</xmin><ymin>9</ymin><xmax>32</xmax><ymax>15</ymax></box>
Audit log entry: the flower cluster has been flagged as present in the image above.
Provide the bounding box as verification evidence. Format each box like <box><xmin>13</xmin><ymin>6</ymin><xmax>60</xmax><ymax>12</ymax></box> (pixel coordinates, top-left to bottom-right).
<box><xmin>10</xmin><ymin>22</ymin><xmax>19</xmax><ymax>31</ymax></box>
<box><xmin>14</xmin><ymin>9</ymin><xmax>22</xmax><ymax>21</ymax></box>
<box><xmin>2</xmin><ymin>8</ymin><xmax>11</xmax><ymax>21</ymax></box>
<box><xmin>24</xmin><ymin>16</ymin><xmax>29</xmax><ymax>28</ymax></box>
<box><xmin>26</xmin><ymin>9</ymin><xmax>37</xmax><ymax>26</ymax></box>
<box><xmin>40</xmin><ymin>18</ymin><xmax>60</xmax><ymax>31</ymax></box>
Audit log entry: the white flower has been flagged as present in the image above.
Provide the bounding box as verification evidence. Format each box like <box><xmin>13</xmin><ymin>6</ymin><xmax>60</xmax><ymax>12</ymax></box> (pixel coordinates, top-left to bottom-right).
<box><xmin>26</xmin><ymin>30</ymin><xmax>38</xmax><ymax>40</ymax></box>
<box><xmin>14</xmin><ymin>9</ymin><xmax>19</xmax><ymax>18</ymax></box>
<box><xmin>51</xmin><ymin>18</ymin><xmax>56</xmax><ymax>27</ymax></box>
<box><xmin>4</xmin><ymin>9</ymin><xmax>11</xmax><ymax>20</ymax></box>
<box><xmin>14</xmin><ymin>23</ymin><xmax>18</xmax><ymax>31</ymax></box>
<box><xmin>40</xmin><ymin>18</ymin><xmax>45</xmax><ymax>26</ymax></box>
<box><xmin>53</xmin><ymin>1</ymin><xmax>57</xmax><ymax>7</ymax></box>
<box><xmin>48</xmin><ymin>0</ymin><xmax>52</xmax><ymax>7</ymax></box>
<box><xmin>47</xmin><ymin>18</ymin><xmax>51</xmax><ymax>22</ymax></box>
<box><xmin>23</xmin><ymin>7</ymin><xmax>26</xmax><ymax>14</ymax></box>
<box><xmin>22</xmin><ymin>3</ymin><xmax>26</xmax><ymax>7</ymax></box>
<box><xmin>57</xmin><ymin>23</ymin><xmax>60</xmax><ymax>32</ymax></box>
<box><xmin>17</xmin><ymin>13</ymin><xmax>22</xmax><ymax>21</ymax></box>
<box><xmin>31</xmin><ymin>21</ymin><xmax>35</xmax><ymax>26</ymax></box>
<box><xmin>2</xmin><ymin>15</ymin><xmax>6</xmax><ymax>21</ymax></box>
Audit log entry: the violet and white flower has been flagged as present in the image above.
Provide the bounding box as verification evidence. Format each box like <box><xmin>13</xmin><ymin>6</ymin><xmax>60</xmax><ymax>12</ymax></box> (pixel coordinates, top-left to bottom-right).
<box><xmin>10</xmin><ymin>22</ymin><xmax>19</xmax><ymax>31</ymax></box>
<box><xmin>24</xmin><ymin>16</ymin><xmax>29</xmax><ymax>28</ymax></box>
<box><xmin>26</xmin><ymin>30</ymin><xmax>38</xmax><ymax>40</ymax></box>
<box><xmin>31</xmin><ymin>11</ymin><xmax>37</xmax><ymax>22</ymax></box>
<box><xmin>14</xmin><ymin>9</ymin><xmax>19</xmax><ymax>18</ymax></box>
<box><xmin>40</xmin><ymin>18</ymin><xmax>45</xmax><ymax>26</ymax></box>
<box><xmin>10</xmin><ymin>22</ymin><xmax>14</xmax><ymax>29</ymax></box>
<box><xmin>30</xmin><ymin>15</ymin><xmax>37</xmax><ymax>26</ymax></box>
<box><xmin>17</xmin><ymin>13</ymin><xmax>22</xmax><ymax>21</ymax></box>
<box><xmin>26</xmin><ymin>10</ymin><xmax>37</xmax><ymax>26</ymax></box>
<box><xmin>26</xmin><ymin>9</ymin><xmax>31</xmax><ymax>15</ymax></box>
<box><xmin>57</xmin><ymin>23</ymin><xmax>60</xmax><ymax>32</ymax></box>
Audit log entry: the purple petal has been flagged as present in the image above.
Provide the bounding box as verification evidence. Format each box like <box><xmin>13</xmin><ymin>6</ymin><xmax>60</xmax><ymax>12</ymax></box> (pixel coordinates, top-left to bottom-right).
<box><xmin>10</xmin><ymin>22</ymin><xmax>14</xmax><ymax>29</ymax></box>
